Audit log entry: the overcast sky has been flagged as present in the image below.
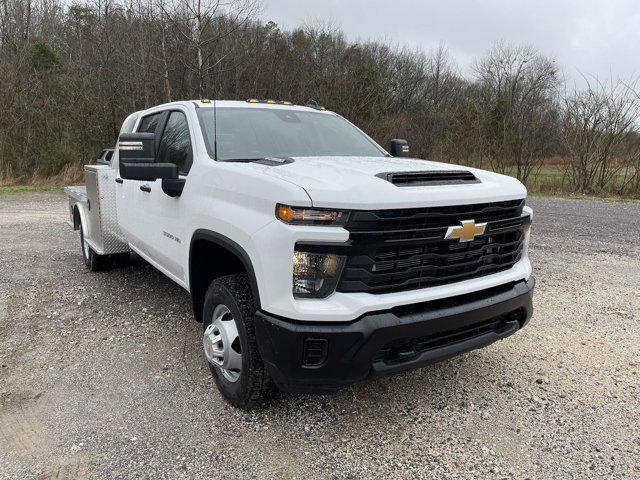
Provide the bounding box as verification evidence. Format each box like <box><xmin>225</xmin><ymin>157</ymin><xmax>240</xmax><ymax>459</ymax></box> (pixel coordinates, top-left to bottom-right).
<box><xmin>260</xmin><ymin>0</ymin><xmax>640</xmax><ymax>88</ymax></box>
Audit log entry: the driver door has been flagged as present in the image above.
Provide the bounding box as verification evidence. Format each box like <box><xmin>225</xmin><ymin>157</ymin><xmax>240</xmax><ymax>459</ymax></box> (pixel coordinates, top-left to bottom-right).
<box><xmin>117</xmin><ymin>111</ymin><xmax>164</xmax><ymax>258</ymax></box>
<box><xmin>121</xmin><ymin>110</ymin><xmax>193</xmax><ymax>286</ymax></box>
<box><xmin>143</xmin><ymin>110</ymin><xmax>193</xmax><ymax>284</ymax></box>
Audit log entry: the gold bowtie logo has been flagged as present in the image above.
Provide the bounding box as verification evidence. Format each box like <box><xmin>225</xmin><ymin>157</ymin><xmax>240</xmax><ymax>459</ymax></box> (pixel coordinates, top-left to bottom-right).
<box><xmin>444</xmin><ymin>219</ymin><xmax>487</xmax><ymax>242</ymax></box>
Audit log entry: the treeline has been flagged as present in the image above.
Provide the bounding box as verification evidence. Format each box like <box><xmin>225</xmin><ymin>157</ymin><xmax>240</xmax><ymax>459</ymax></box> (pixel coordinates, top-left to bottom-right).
<box><xmin>1</xmin><ymin>0</ymin><xmax>639</xmax><ymax>196</ymax></box>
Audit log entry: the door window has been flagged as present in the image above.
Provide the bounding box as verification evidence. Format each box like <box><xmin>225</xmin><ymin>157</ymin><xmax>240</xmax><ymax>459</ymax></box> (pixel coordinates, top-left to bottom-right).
<box><xmin>138</xmin><ymin>113</ymin><xmax>162</xmax><ymax>133</ymax></box>
<box><xmin>157</xmin><ymin>111</ymin><xmax>193</xmax><ymax>174</ymax></box>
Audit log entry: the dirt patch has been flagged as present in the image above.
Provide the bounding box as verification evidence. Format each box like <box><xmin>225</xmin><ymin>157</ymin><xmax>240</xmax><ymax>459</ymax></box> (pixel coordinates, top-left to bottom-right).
<box><xmin>0</xmin><ymin>193</ymin><xmax>639</xmax><ymax>479</ymax></box>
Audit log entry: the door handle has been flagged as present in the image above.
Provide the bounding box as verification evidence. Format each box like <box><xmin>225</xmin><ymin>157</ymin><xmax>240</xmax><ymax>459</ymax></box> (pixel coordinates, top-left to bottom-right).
<box><xmin>140</xmin><ymin>185</ymin><xmax>151</xmax><ymax>193</ymax></box>
<box><xmin>115</xmin><ymin>178</ymin><xmax>123</xmax><ymax>184</ymax></box>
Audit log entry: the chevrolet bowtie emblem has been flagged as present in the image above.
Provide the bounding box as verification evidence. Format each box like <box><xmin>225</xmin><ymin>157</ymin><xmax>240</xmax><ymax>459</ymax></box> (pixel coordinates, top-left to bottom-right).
<box><xmin>444</xmin><ymin>219</ymin><xmax>487</xmax><ymax>242</ymax></box>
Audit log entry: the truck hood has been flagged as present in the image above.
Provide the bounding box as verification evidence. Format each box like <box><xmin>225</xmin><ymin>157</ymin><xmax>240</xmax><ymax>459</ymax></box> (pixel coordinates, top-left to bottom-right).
<box><xmin>248</xmin><ymin>156</ymin><xmax>527</xmax><ymax>209</ymax></box>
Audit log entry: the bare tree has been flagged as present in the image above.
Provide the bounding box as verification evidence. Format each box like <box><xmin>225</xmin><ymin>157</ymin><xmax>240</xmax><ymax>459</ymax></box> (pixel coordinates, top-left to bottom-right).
<box><xmin>0</xmin><ymin>1</ymin><xmax>638</xmax><ymax>199</ymax></box>
<box><xmin>561</xmin><ymin>78</ymin><xmax>639</xmax><ymax>193</ymax></box>
<box><xmin>162</xmin><ymin>0</ymin><xmax>258</xmax><ymax>96</ymax></box>
<box><xmin>474</xmin><ymin>42</ymin><xmax>560</xmax><ymax>182</ymax></box>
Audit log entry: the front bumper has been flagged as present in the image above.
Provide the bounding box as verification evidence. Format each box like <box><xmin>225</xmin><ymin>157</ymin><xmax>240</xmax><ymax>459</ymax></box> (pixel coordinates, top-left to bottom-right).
<box><xmin>255</xmin><ymin>278</ymin><xmax>534</xmax><ymax>394</ymax></box>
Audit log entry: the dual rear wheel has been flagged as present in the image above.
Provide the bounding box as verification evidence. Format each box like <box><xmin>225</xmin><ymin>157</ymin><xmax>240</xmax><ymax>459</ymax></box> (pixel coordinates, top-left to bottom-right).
<box><xmin>79</xmin><ymin>222</ymin><xmax>129</xmax><ymax>271</ymax></box>
<box><xmin>79</xmin><ymin>222</ymin><xmax>106</xmax><ymax>271</ymax></box>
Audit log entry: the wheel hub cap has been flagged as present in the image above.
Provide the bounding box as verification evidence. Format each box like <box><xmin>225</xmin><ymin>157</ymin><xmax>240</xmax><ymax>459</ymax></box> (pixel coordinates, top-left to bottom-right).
<box><xmin>203</xmin><ymin>304</ymin><xmax>242</xmax><ymax>382</ymax></box>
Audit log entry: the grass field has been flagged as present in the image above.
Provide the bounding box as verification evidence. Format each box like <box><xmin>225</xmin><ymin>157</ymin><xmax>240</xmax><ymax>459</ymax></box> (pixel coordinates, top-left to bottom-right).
<box><xmin>503</xmin><ymin>165</ymin><xmax>639</xmax><ymax>199</ymax></box>
<box><xmin>0</xmin><ymin>185</ymin><xmax>64</xmax><ymax>195</ymax></box>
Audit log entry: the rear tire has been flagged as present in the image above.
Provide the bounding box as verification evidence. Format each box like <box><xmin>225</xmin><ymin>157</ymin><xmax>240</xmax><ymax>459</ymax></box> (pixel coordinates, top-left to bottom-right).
<box><xmin>202</xmin><ymin>274</ymin><xmax>275</xmax><ymax>409</ymax></box>
<box><xmin>110</xmin><ymin>252</ymin><xmax>131</xmax><ymax>268</ymax></box>
<box><xmin>79</xmin><ymin>222</ymin><xmax>105</xmax><ymax>271</ymax></box>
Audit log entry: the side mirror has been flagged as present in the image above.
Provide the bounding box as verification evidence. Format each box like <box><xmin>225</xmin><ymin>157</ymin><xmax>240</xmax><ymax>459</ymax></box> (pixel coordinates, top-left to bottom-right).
<box><xmin>120</xmin><ymin>162</ymin><xmax>178</xmax><ymax>181</ymax></box>
<box><xmin>161</xmin><ymin>178</ymin><xmax>185</xmax><ymax>197</ymax></box>
<box><xmin>117</xmin><ymin>132</ymin><xmax>185</xmax><ymax>196</ymax></box>
<box><xmin>118</xmin><ymin>132</ymin><xmax>178</xmax><ymax>181</ymax></box>
<box><xmin>118</xmin><ymin>133</ymin><xmax>155</xmax><ymax>163</ymax></box>
<box><xmin>390</xmin><ymin>139</ymin><xmax>410</xmax><ymax>157</ymax></box>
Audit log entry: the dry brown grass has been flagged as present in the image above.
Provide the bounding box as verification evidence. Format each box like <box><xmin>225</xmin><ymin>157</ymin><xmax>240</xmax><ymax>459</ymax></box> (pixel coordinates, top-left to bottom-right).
<box><xmin>0</xmin><ymin>162</ymin><xmax>84</xmax><ymax>187</ymax></box>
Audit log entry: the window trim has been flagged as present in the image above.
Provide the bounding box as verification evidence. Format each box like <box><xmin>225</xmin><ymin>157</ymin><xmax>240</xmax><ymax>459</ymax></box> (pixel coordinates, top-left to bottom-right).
<box><xmin>136</xmin><ymin>111</ymin><xmax>168</xmax><ymax>158</ymax></box>
<box><xmin>137</xmin><ymin>112</ymin><xmax>164</xmax><ymax>136</ymax></box>
<box><xmin>156</xmin><ymin>109</ymin><xmax>194</xmax><ymax>175</ymax></box>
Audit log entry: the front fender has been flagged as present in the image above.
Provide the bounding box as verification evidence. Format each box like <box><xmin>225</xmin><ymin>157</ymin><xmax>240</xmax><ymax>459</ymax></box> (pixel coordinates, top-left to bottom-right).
<box><xmin>190</xmin><ymin>229</ymin><xmax>262</xmax><ymax>307</ymax></box>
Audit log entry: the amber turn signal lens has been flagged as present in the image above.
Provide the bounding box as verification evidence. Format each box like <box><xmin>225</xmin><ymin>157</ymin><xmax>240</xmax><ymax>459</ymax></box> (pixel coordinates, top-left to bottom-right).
<box><xmin>276</xmin><ymin>204</ymin><xmax>348</xmax><ymax>225</ymax></box>
<box><xmin>277</xmin><ymin>205</ymin><xmax>295</xmax><ymax>222</ymax></box>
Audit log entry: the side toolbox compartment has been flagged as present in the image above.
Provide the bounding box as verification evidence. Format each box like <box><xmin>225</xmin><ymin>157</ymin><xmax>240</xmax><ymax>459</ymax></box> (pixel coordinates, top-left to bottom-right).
<box><xmin>65</xmin><ymin>165</ymin><xmax>130</xmax><ymax>255</ymax></box>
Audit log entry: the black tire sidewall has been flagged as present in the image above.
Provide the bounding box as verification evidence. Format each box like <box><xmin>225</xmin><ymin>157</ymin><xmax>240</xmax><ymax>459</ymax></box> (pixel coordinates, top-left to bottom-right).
<box><xmin>203</xmin><ymin>286</ymin><xmax>244</xmax><ymax>397</ymax></box>
<box><xmin>202</xmin><ymin>275</ymin><xmax>268</xmax><ymax>407</ymax></box>
<box><xmin>80</xmin><ymin>223</ymin><xmax>105</xmax><ymax>271</ymax></box>
<box><xmin>79</xmin><ymin>223</ymin><xmax>91</xmax><ymax>267</ymax></box>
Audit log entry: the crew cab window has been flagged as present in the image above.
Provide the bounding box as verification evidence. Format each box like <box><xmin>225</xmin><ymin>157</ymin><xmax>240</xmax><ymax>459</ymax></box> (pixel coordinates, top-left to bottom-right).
<box><xmin>138</xmin><ymin>113</ymin><xmax>162</xmax><ymax>133</ymax></box>
<box><xmin>157</xmin><ymin>111</ymin><xmax>193</xmax><ymax>174</ymax></box>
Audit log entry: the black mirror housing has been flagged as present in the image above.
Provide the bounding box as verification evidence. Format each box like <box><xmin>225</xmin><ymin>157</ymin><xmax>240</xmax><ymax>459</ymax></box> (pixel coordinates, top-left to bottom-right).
<box><xmin>118</xmin><ymin>133</ymin><xmax>155</xmax><ymax>162</ymax></box>
<box><xmin>118</xmin><ymin>132</ymin><xmax>179</xmax><ymax>181</ymax></box>
<box><xmin>162</xmin><ymin>178</ymin><xmax>185</xmax><ymax>197</ymax></box>
<box><xmin>120</xmin><ymin>162</ymin><xmax>178</xmax><ymax>181</ymax></box>
<box><xmin>390</xmin><ymin>139</ymin><xmax>410</xmax><ymax>157</ymax></box>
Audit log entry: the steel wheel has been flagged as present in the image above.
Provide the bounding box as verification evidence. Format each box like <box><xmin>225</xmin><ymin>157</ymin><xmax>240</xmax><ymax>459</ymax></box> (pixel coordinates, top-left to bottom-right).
<box><xmin>201</xmin><ymin>274</ymin><xmax>275</xmax><ymax>409</ymax></box>
<box><xmin>203</xmin><ymin>304</ymin><xmax>242</xmax><ymax>382</ymax></box>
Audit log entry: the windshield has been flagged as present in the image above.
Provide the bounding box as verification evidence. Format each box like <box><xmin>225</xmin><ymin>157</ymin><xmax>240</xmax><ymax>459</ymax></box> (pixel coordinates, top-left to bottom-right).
<box><xmin>198</xmin><ymin>107</ymin><xmax>385</xmax><ymax>161</ymax></box>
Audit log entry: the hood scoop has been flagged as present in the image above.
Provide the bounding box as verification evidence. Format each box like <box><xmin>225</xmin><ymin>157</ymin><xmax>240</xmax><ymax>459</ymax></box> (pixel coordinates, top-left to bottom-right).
<box><xmin>254</xmin><ymin>157</ymin><xmax>294</xmax><ymax>166</ymax></box>
<box><xmin>377</xmin><ymin>170</ymin><xmax>479</xmax><ymax>187</ymax></box>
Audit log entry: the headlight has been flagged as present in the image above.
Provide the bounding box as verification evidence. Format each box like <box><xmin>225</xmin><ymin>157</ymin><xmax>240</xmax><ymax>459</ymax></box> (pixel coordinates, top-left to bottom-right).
<box><xmin>276</xmin><ymin>204</ymin><xmax>349</xmax><ymax>226</ymax></box>
<box><xmin>293</xmin><ymin>251</ymin><xmax>345</xmax><ymax>298</ymax></box>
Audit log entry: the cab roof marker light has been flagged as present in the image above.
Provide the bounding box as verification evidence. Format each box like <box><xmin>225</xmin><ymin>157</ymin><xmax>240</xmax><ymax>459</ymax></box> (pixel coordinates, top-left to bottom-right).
<box><xmin>246</xmin><ymin>99</ymin><xmax>295</xmax><ymax>105</ymax></box>
<box><xmin>201</xmin><ymin>98</ymin><xmax>211</xmax><ymax>103</ymax></box>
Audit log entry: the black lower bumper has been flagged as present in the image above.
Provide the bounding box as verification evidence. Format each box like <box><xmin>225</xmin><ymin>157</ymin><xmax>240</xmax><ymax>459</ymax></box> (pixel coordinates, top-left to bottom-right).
<box><xmin>255</xmin><ymin>278</ymin><xmax>535</xmax><ymax>394</ymax></box>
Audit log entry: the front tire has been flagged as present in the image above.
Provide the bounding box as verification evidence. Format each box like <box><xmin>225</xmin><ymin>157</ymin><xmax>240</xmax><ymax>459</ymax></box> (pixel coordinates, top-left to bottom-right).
<box><xmin>202</xmin><ymin>274</ymin><xmax>274</xmax><ymax>409</ymax></box>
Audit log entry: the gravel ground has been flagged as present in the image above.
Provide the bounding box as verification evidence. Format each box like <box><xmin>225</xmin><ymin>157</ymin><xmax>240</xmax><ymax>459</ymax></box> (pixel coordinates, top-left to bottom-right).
<box><xmin>0</xmin><ymin>193</ymin><xmax>638</xmax><ymax>479</ymax></box>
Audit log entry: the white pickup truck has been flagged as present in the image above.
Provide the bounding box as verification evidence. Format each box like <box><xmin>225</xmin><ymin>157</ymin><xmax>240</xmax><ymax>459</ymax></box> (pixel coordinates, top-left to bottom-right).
<box><xmin>65</xmin><ymin>99</ymin><xmax>534</xmax><ymax>409</ymax></box>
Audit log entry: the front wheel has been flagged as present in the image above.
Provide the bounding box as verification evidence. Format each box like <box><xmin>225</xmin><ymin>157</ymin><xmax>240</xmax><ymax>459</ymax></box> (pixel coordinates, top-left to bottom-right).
<box><xmin>202</xmin><ymin>274</ymin><xmax>274</xmax><ymax>409</ymax></box>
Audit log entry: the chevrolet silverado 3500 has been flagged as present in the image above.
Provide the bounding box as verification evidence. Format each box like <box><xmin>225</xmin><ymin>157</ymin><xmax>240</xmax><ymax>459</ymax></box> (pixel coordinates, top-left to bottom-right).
<box><xmin>65</xmin><ymin>99</ymin><xmax>534</xmax><ymax>409</ymax></box>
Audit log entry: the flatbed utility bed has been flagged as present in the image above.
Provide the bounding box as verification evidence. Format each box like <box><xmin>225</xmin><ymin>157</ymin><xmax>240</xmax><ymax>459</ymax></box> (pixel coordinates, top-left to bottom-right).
<box><xmin>64</xmin><ymin>185</ymin><xmax>87</xmax><ymax>202</ymax></box>
<box><xmin>64</xmin><ymin>166</ymin><xmax>129</xmax><ymax>256</ymax></box>
<box><xmin>63</xmin><ymin>186</ymin><xmax>87</xmax><ymax>228</ymax></box>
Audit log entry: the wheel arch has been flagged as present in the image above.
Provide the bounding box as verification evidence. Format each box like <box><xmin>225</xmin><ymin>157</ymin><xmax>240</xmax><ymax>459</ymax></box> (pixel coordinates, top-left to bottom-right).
<box><xmin>73</xmin><ymin>203</ymin><xmax>89</xmax><ymax>235</ymax></box>
<box><xmin>189</xmin><ymin>229</ymin><xmax>261</xmax><ymax>322</ymax></box>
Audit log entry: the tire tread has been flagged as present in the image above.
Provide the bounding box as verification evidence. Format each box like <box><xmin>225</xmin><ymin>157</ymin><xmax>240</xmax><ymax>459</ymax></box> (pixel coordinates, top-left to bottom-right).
<box><xmin>204</xmin><ymin>274</ymin><xmax>275</xmax><ymax>409</ymax></box>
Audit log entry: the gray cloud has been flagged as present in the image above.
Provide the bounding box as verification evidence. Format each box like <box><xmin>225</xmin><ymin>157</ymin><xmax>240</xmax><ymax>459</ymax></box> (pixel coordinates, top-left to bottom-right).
<box><xmin>261</xmin><ymin>0</ymin><xmax>640</xmax><ymax>87</ymax></box>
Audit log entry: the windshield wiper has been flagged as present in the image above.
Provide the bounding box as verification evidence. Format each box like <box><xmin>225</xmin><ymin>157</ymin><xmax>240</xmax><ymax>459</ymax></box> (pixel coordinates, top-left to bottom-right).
<box><xmin>220</xmin><ymin>157</ymin><xmax>292</xmax><ymax>164</ymax></box>
<box><xmin>219</xmin><ymin>157</ymin><xmax>265</xmax><ymax>163</ymax></box>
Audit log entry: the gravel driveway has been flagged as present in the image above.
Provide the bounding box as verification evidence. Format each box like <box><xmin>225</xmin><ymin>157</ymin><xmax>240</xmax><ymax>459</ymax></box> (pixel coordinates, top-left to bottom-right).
<box><xmin>0</xmin><ymin>193</ymin><xmax>638</xmax><ymax>479</ymax></box>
